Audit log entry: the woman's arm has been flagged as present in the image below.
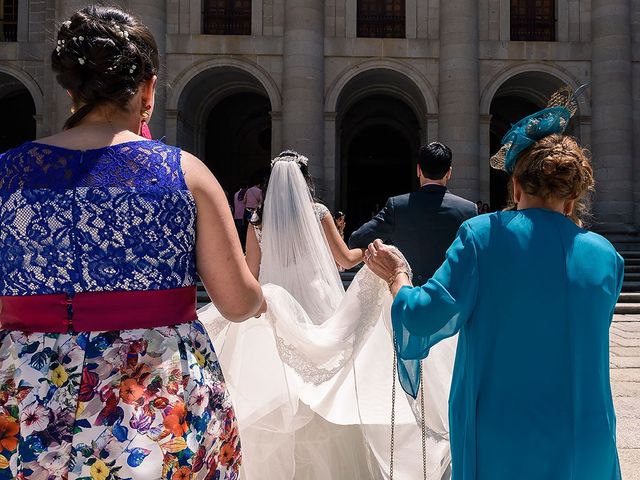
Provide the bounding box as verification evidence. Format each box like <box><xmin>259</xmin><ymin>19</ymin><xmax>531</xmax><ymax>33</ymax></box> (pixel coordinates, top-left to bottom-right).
<box><xmin>366</xmin><ymin>225</ymin><xmax>478</xmax><ymax>340</ymax></box>
<box><xmin>321</xmin><ymin>214</ymin><xmax>365</xmax><ymax>269</ymax></box>
<box><xmin>182</xmin><ymin>151</ymin><xmax>265</xmax><ymax>322</ymax></box>
<box><xmin>245</xmin><ymin>224</ymin><xmax>262</xmax><ymax>280</ymax></box>
<box><xmin>365</xmin><ymin>225</ymin><xmax>479</xmax><ymax>398</ymax></box>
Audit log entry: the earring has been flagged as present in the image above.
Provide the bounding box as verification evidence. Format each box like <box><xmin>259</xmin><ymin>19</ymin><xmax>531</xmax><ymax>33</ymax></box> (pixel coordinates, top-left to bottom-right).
<box><xmin>141</xmin><ymin>104</ymin><xmax>151</xmax><ymax>119</ymax></box>
<box><xmin>70</xmin><ymin>106</ymin><xmax>76</xmax><ymax>114</ymax></box>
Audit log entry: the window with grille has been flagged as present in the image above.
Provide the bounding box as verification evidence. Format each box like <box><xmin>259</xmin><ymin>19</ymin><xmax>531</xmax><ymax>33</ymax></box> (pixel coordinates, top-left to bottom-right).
<box><xmin>510</xmin><ymin>0</ymin><xmax>556</xmax><ymax>41</ymax></box>
<box><xmin>357</xmin><ymin>0</ymin><xmax>405</xmax><ymax>38</ymax></box>
<box><xmin>0</xmin><ymin>0</ymin><xmax>18</xmax><ymax>42</ymax></box>
<box><xmin>202</xmin><ymin>0</ymin><xmax>251</xmax><ymax>36</ymax></box>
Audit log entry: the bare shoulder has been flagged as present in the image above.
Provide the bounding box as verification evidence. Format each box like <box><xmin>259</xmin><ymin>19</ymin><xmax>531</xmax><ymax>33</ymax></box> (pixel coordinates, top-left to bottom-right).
<box><xmin>180</xmin><ymin>150</ymin><xmax>216</xmax><ymax>192</ymax></box>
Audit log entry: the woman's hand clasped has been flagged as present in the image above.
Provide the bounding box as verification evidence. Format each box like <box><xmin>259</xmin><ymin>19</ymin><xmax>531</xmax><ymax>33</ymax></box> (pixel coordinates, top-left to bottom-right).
<box><xmin>363</xmin><ymin>240</ymin><xmax>412</xmax><ymax>296</ymax></box>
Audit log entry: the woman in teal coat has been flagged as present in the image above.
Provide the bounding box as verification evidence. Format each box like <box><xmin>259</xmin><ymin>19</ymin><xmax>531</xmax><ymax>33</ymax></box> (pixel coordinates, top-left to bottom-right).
<box><xmin>365</xmin><ymin>99</ymin><xmax>624</xmax><ymax>479</ymax></box>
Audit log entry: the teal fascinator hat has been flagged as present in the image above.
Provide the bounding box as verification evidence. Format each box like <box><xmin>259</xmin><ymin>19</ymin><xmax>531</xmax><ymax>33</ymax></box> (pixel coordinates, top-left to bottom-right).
<box><xmin>490</xmin><ymin>85</ymin><xmax>588</xmax><ymax>175</ymax></box>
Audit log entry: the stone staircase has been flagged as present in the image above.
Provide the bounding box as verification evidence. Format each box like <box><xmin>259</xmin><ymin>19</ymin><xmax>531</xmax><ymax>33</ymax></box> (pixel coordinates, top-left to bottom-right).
<box><xmin>606</xmin><ymin>234</ymin><xmax>640</xmax><ymax>314</ymax></box>
<box><xmin>196</xmin><ymin>240</ymin><xmax>640</xmax><ymax>314</ymax></box>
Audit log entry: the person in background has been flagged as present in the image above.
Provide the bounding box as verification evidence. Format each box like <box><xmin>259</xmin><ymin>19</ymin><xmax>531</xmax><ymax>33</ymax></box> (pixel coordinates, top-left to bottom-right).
<box><xmin>349</xmin><ymin>141</ymin><xmax>477</xmax><ymax>286</ymax></box>
<box><xmin>233</xmin><ymin>181</ymin><xmax>249</xmax><ymax>248</ymax></box>
<box><xmin>334</xmin><ymin>210</ymin><xmax>346</xmax><ymax>239</ymax></box>
<box><xmin>476</xmin><ymin>200</ymin><xmax>483</xmax><ymax>212</ymax></box>
<box><xmin>481</xmin><ymin>202</ymin><xmax>490</xmax><ymax>214</ymax></box>
<box><xmin>244</xmin><ymin>176</ymin><xmax>263</xmax><ymax>223</ymax></box>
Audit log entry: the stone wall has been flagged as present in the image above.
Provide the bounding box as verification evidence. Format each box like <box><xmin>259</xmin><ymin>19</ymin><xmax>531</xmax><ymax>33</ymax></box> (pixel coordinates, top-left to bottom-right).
<box><xmin>1</xmin><ymin>0</ymin><xmax>638</xmax><ymax>230</ymax></box>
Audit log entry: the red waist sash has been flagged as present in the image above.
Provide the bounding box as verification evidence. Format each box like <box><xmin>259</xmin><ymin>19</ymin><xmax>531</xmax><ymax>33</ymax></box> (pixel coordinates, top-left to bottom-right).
<box><xmin>0</xmin><ymin>286</ymin><xmax>197</xmax><ymax>333</ymax></box>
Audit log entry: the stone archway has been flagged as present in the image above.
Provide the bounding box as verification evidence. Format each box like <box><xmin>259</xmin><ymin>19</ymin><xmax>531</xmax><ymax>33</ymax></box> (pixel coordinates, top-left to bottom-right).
<box><xmin>175</xmin><ymin>67</ymin><xmax>273</xmax><ymax>196</ymax></box>
<box><xmin>0</xmin><ymin>71</ymin><xmax>36</xmax><ymax>152</ymax></box>
<box><xmin>334</xmin><ymin>68</ymin><xmax>427</xmax><ymax>236</ymax></box>
<box><xmin>487</xmin><ymin>70</ymin><xmax>582</xmax><ymax>210</ymax></box>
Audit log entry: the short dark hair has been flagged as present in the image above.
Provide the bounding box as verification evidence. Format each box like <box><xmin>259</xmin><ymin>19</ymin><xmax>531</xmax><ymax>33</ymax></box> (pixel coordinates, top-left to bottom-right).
<box><xmin>418</xmin><ymin>142</ymin><xmax>452</xmax><ymax>180</ymax></box>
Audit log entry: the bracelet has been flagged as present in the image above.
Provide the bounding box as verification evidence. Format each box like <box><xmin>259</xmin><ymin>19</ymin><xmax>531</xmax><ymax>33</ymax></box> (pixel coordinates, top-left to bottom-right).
<box><xmin>386</xmin><ymin>270</ymin><xmax>409</xmax><ymax>291</ymax></box>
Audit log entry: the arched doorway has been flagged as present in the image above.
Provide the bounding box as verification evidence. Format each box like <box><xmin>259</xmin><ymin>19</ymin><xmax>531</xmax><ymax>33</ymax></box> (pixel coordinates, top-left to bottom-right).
<box><xmin>0</xmin><ymin>72</ymin><xmax>36</xmax><ymax>153</ymax></box>
<box><xmin>335</xmin><ymin>69</ymin><xmax>427</xmax><ymax>236</ymax></box>
<box><xmin>204</xmin><ymin>93</ymin><xmax>272</xmax><ymax>195</ymax></box>
<box><xmin>176</xmin><ymin>67</ymin><xmax>273</xmax><ymax>196</ymax></box>
<box><xmin>489</xmin><ymin>72</ymin><xmax>578</xmax><ymax>210</ymax></box>
<box><xmin>340</xmin><ymin>95</ymin><xmax>419</xmax><ymax>236</ymax></box>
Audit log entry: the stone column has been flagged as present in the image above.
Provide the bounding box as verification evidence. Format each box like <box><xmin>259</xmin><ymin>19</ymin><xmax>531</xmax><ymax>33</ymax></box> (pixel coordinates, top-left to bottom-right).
<box><xmin>271</xmin><ymin>111</ymin><xmax>284</xmax><ymax>158</ymax></box>
<box><xmin>438</xmin><ymin>0</ymin><xmax>480</xmax><ymax>201</ymax></box>
<box><xmin>591</xmin><ymin>0</ymin><xmax>633</xmax><ymax>230</ymax></box>
<box><xmin>282</xmin><ymin>0</ymin><xmax>325</xmax><ymax>183</ymax></box>
<box><xmin>479</xmin><ymin>114</ymin><xmax>492</xmax><ymax>203</ymax></box>
<box><xmin>129</xmin><ymin>0</ymin><xmax>168</xmax><ymax>140</ymax></box>
<box><xmin>323</xmin><ymin>111</ymin><xmax>337</xmax><ymax>209</ymax></box>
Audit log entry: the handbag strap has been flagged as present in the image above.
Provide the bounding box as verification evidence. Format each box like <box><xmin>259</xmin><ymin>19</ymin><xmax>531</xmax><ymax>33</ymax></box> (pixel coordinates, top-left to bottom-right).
<box><xmin>390</xmin><ymin>342</ymin><xmax>427</xmax><ymax>480</ymax></box>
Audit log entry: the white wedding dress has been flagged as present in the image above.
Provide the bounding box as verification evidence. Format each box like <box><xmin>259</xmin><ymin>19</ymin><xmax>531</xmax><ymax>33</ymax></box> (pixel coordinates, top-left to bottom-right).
<box><xmin>199</xmin><ymin>160</ymin><xmax>456</xmax><ymax>479</ymax></box>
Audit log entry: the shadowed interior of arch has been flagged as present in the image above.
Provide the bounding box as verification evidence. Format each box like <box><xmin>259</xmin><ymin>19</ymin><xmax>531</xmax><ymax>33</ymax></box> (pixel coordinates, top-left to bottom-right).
<box><xmin>339</xmin><ymin>95</ymin><xmax>420</xmax><ymax>237</ymax></box>
<box><xmin>176</xmin><ymin>66</ymin><xmax>273</xmax><ymax>197</ymax></box>
<box><xmin>205</xmin><ymin>92</ymin><xmax>271</xmax><ymax>195</ymax></box>
<box><xmin>334</xmin><ymin>68</ymin><xmax>427</xmax><ymax>236</ymax></box>
<box><xmin>0</xmin><ymin>72</ymin><xmax>36</xmax><ymax>153</ymax></box>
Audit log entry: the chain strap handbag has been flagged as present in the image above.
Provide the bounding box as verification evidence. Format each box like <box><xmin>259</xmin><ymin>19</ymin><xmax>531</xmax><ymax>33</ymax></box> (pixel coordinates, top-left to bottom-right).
<box><xmin>390</xmin><ymin>341</ymin><xmax>427</xmax><ymax>480</ymax></box>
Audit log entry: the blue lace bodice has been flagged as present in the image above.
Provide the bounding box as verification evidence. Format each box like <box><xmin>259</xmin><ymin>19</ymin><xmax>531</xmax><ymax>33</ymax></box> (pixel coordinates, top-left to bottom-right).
<box><xmin>0</xmin><ymin>140</ymin><xmax>196</xmax><ymax>296</ymax></box>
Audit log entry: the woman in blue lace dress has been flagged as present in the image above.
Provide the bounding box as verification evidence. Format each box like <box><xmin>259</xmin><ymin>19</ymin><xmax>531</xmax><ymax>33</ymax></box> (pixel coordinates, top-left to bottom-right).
<box><xmin>365</xmin><ymin>98</ymin><xmax>624</xmax><ymax>479</ymax></box>
<box><xmin>0</xmin><ymin>6</ymin><xmax>264</xmax><ymax>479</ymax></box>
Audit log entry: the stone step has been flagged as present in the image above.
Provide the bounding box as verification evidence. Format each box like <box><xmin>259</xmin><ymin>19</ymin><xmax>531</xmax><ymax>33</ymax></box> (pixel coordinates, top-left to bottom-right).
<box><xmin>622</xmin><ymin>282</ymin><xmax>640</xmax><ymax>292</ymax></box>
<box><xmin>624</xmin><ymin>265</ymin><xmax>640</xmax><ymax>273</ymax></box>
<box><xmin>613</xmin><ymin>243</ymin><xmax>640</xmax><ymax>252</ymax></box>
<box><xmin>614</xmin><ymin>303</ymin><xmax>640</xmax><ymax>314</ymax></box>
<box><xmin>618</xmin><ymin>292</ymin><xmax>640</xmax><ymax>303</ymax></box>
<box><xmin>624</xmin><ymin>273</ymin><xmax>640</xmax><ymax>281</ymax></box>
<box><xmin>619</xmin><ymin>251</ymin><xmax>640</xmax><ymax>259</ymax></box>
<box><xmin>341</xmin><ymin>272</ymin><xmax>357</xmax><ymax>279</ymax></box>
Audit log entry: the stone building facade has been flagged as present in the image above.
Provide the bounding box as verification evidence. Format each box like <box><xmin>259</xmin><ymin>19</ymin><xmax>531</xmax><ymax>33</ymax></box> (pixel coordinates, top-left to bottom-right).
<box><xmin>1</xmin><ymin>0</ymin><xmax>639</xmax><ymax>233</ymax></box>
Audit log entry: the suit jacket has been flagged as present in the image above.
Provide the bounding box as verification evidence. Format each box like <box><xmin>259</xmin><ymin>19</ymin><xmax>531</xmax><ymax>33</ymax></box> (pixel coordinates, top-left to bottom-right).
<box><xmin>348</xmin><ymin>184</ymin><xmax>478</xmax><ymax>283</ymax></box>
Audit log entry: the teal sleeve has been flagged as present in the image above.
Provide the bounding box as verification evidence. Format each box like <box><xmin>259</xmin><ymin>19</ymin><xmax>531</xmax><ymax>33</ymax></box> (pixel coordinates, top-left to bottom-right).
<box><xmin>391</xmin><ymin>223</ymin><xmax>479</xmax><ymax>398</ymax></box>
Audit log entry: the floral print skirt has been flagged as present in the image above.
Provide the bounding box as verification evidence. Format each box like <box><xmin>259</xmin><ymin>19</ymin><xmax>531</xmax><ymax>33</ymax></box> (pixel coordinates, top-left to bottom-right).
<box><xmin>0</xmin><ymin>320</ymin><xmax>241</xmax><ymax>479</ymax></box>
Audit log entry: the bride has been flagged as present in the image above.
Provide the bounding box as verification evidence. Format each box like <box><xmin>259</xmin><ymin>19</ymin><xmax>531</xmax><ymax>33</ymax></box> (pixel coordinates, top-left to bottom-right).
<box><xmin>199</xmin><ymin>150</ymin><xmax>456</xmax><ymax>479</ymax></box>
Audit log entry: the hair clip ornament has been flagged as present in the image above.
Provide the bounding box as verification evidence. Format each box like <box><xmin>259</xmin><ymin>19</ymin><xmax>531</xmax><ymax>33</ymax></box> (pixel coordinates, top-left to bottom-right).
<box><xmin>116</xmin><ymin>27</ymin><xmax>130</xmax><ymax>41</ymax></box>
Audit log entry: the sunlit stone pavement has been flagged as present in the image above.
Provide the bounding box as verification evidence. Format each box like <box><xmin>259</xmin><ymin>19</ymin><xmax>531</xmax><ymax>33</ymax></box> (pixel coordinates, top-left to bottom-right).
<box><xmin>611</xmin><ymin>315</ymin><xmax>640</xmax><ymax>479</ymax></box>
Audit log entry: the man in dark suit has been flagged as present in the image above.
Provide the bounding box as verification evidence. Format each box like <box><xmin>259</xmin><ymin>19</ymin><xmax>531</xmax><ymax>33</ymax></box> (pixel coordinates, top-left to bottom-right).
<box><xmin>349</xmin><ymin>142</ymin><xmax>478</xmax><ymax>284</ymax></box>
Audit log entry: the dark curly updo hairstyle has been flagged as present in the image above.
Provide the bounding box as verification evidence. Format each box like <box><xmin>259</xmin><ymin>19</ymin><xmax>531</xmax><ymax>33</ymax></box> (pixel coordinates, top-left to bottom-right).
<box><xmin>52</xmin><ymin>6</ymin><xmax>159</xmax><ymax>129</ymax></box>
<box><xmin>510</xmin><ymin>134</ymin><xmax>594</xmax><ymax>226</ymax></box>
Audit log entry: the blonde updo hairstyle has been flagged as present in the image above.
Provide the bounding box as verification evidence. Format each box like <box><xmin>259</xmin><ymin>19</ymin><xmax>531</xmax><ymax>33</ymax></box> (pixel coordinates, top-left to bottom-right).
<box><xmin>510</xmin><ymin>134</ymin><xmax>594</xmax><ymax>226</ymax></box>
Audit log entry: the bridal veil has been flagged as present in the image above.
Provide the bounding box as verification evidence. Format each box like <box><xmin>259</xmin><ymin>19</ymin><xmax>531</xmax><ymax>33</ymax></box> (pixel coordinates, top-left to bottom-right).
<box><xmin>199</xmin><ymin>160</ymin><xmax>455</xmax><ymax>479</ymax></box>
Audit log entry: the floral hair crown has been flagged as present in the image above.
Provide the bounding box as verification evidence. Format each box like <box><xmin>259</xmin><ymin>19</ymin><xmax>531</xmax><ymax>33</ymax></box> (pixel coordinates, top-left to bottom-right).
<box><xmin>490</xmin><ymin>84</ymin><xmax>588</xmax><ymax>175</ymax></box>
<box><xmin>271</xmin><ymin>150</ymin><xmax>309</xmax><ymax>169</ymax></box>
